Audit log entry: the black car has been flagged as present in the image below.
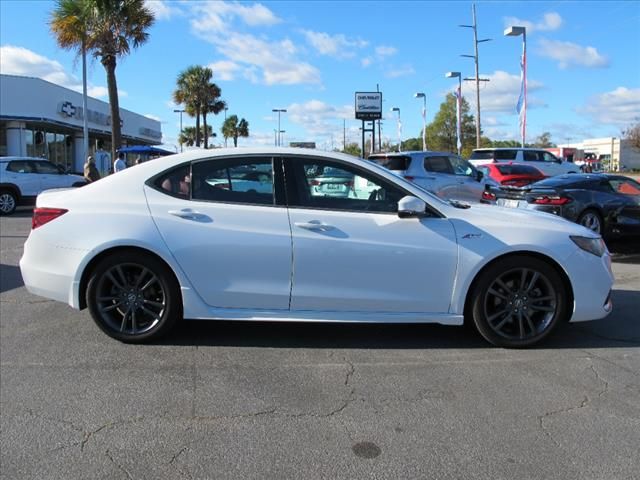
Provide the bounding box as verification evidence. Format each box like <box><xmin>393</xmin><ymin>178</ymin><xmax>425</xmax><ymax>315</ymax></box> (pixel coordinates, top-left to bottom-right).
<box><xmin>484</xmin><ymin>174</ymin><xmax>640</xmax><ymax>238</ymax></box>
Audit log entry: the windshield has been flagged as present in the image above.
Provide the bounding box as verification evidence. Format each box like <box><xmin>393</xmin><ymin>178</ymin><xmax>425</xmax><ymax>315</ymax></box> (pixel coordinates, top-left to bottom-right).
<box><xmin>368</xmin><ymin>155</ymin><xmax>411</xmax><ymax>171</ymax></box>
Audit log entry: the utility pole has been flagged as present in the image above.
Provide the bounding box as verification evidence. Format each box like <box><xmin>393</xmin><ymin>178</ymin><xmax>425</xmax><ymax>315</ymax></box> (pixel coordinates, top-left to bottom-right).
<box><xmin>343</xmin><ymin>119</ymin><xmax>346</xmax><ymax>151</ymax></box>
<box><xmin>460</xmin><ymin>3</ymin><xmax>490</xmax><ymax>148</ymax></box>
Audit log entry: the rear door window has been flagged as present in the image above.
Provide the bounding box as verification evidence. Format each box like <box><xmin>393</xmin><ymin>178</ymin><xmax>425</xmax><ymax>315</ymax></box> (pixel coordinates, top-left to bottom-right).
<box><xmin>368</xmin><ymin>155</ymin><xmax>411</xmax><ymax>171</ymax></box>
<box><xmin>424</xmin><ymin>156</ymin><xmax>454</xmax><ymax>174</ymax></box>
<box><xmin>494</xmin><ymin>150</ymin><xmax>518</xmax><ymax>160</ymax></box>
<box><xmin>523</xmin><ymin>151</ymin><xmax>540</xmax><ymax>162</ymax></box>
<box><xmin>6</xmin><ymin>161</ymin><xmax>35</xmax><ymax>173</ymax></box>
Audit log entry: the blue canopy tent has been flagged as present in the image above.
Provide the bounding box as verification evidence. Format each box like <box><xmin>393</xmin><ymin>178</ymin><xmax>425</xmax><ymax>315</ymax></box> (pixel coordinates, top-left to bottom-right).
<box><xmin>117</xmin><ymin>145</ymin><xmax>175</xmax><ymax>165</ymax></box>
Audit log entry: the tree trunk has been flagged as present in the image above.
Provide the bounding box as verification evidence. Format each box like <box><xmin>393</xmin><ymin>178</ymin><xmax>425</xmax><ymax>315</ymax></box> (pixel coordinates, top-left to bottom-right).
<box><xmin>203</xmin><ymin>110</ymin><xmax>208</xmax><ymax>149</ymax></box>
<box><xmin>233</xmin><ymin>134</ymin><xmax>238</xmax><ymax>147</ymax></box>
<box><xmin>195</xmin><ymin>107</ymin><xmax>201</xmax><ymax>147</ymax></box>
<box><xmin>102</xmin><ymin>55</ymin><xmax>122</xmax><ymax>164</ymax></box>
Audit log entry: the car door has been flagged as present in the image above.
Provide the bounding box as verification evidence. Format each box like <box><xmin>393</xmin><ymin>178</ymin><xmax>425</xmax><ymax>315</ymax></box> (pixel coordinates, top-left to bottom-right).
<box><xmin>4</xmin><ymin>160</ymin><xmax>40</xmax><ymax>196</ymax></box>
<box><xmin>448</xmin><ymin>155</ymin><xmax>484</xmax><ymax>202</ymax></box>
<box><xmin>145</xmin><ymin>157</ymin><xmax>292</xmax><ymax>310</ymax></box>
<box><xmin>422</xmin><ymin>155</ymin><xmax>458</xmax><ymax>200</ymax></box>
<box><xmin>34</xmin><ymin>160</ymin><xmax>65</xmax><ymax>191</ymax></box>
<box><xmin>284</xmin><ymin>156</ymin><xmax>458</xmax><ymax>313</ymax></box>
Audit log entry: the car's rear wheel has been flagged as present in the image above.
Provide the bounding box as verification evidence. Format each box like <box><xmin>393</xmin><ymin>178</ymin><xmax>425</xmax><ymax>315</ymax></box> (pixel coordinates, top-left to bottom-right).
<box><xmin>577</xmin><ymin>209</ymin><xmax>603</xmax><ymax>235</ymax></box>
<box><xmin>470</xmin><ymin>256</ymin><xmax>568</xmax><ymax>347</ymax></box>
<box><xmin>86</xmin><ymin>251</ymin><xmax>182</xmax><ymax>342</ymax></box>
<box><xmin>0</xmin><ymin>190</ymin><xmax>17</xmax><ymax>215</ymax></box>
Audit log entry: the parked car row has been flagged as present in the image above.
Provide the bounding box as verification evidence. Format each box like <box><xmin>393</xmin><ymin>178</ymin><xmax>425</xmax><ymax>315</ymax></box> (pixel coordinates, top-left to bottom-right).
<box><xmin>19</xmin><ymin>147</ymin><xmax>614</xmax><ymax>348</ymax></box>
<box><xmin>0</xmin><ymin>156</ymin><xmax>86</xmax><ymax>215</ymax></box>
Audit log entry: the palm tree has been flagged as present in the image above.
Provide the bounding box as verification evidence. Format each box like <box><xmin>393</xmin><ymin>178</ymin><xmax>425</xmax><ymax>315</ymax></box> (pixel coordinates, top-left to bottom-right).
<box><xmin>173</xmin><ymin>66</ymin><xmax>225</xmax><ymax>148</ymax></box>
<box><xmin>202</xmin><ymin>83</ymin><xmax>226</xmax><ymax>149</ymax></box>
<box><xmin>50</xmin><ymin>0</ymin><xmax>155</xmax><ymax>163</ymax></box>
<box><xmin>178</xmin><ymin>126</ymin><xmax>215</xmax><ymax>148</ymax></box>
<box><xmin>222</xmin><ymin>115</ymin><xmax>250</xmax><ymax>147</ymax></box>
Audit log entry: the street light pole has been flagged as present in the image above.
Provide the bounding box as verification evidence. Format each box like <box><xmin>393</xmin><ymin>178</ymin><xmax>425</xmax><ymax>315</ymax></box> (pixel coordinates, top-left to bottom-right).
<box><xmin>446</xmin><ymin>72</ymin><xmax>463</xmax><ymax>156</ymax></box>
<box><xmin>280</xmin><ymin>130</ymin><xmax>286</xmax><ymax>147</ymax></box>
<box><xmin>460</xmin><ymin>3</ymin><xmax>491</xmax><ymax>148</ymax></box>
<box><xmin>223</xmin><ymin>107</ymin><xmax>228</xmax><ymax>147</ymax></box>
<box><xmin>414</xmin><ymin>93</ymin><xmax>426</xmax><ymax>151</ymax></box>
<box><xmin>173</xmin><ymin>109</ymin><xmax>185</xmax><ymax>152</ymax></box>
<box><xmin>391</xmin><ymin>107</ymin><xmax>401</xmax><ymax>152</ymax></box>
<box><xmin>272</xmin><ymin>109</ymin><xmax>287</xmax><ymax>146</ymax></box>
<box><xmin>505</xmin><ymin>25</ymin><xmax>527</xmax><ymax>147</ymax></box>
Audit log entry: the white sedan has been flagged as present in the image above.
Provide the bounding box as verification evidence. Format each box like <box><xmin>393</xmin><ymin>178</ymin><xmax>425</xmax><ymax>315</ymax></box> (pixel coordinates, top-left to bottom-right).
<box><xmin>19</xmin><ymin>148</ymin><xmax>614</xmax><ymax>347</ymax></box>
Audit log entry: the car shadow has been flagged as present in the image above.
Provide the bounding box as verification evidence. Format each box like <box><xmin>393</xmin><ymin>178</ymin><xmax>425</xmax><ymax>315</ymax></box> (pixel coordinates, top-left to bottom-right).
<box><xmin>0</xmin><ymin>264</ymin><xmax>24</xmax><ymax>294</ymax></box>
<box><xmin>158</xmin><ymin>289</ymin><xmax>639</xmax><ymax>350</ymax></box>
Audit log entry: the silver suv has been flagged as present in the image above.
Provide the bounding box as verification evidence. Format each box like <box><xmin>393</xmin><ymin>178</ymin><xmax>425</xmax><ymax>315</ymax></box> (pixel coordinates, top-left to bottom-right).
<box><xmin>469</xmin><ymin>148</ymin><xmax>580</xmax><ymax>176</ymax></box>
<box><xmin>368</xmin><ymin>151</ymin><xmax>487</xmax><ymax>202</ymax></box>
<box><xmin>0</xmin><ymin>157</ymin><xmax>86</xmax><ymax>215</ymax></box>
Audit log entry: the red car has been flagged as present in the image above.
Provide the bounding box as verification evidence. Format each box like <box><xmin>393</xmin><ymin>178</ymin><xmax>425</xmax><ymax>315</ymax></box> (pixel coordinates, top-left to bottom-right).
<box><xmin>478</xmin><ymin>162</ymin><xmax>546</xmax><ymax>187</ymax></box>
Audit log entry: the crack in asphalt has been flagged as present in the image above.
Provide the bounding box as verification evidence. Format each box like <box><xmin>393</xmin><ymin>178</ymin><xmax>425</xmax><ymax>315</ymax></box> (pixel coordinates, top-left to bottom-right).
<box><xmin>168</xmin><ymin>446</ymin><xmax>192</xmax><ymax>480</ymax></box>
<box><xmin>105</xmin><ymin>449</ymin><xmax>134</xmax><ymax>480</ymax></box>
<box><xmin>589</xmin><ymin>364</ymin><xmax>610</xmax><ymax>400</ymax></box>
<box><xmin>537</xmin><ymin>395</ymin><xmax>590</xmax><ymax>449</ymax></box>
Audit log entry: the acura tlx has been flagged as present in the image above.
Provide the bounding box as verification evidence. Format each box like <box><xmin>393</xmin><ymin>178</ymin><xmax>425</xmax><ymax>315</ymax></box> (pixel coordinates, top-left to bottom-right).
<box><xmin>20</xmin><ymin>148</ymin><xmax>614</xmax><ymax>347</ymax></box>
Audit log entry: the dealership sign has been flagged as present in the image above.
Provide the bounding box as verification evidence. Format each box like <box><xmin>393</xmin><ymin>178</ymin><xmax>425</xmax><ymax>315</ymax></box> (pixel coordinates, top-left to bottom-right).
<box><xmin>355</xmin><ymin>92</ymin><xmax>382</xmax><ymax>120</ymax></box>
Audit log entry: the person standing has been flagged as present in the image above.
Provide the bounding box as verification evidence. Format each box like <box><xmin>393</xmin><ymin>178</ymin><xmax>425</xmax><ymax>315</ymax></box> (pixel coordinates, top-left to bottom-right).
<box><xmin>83</xmin><ymin>156</ymin><xmax>101</xmax><ymax>183</ymax></box>
<box><xmin>113</xmin><ymin>152</ymin><xmax>127</xmax><ymax>173</ymax></box>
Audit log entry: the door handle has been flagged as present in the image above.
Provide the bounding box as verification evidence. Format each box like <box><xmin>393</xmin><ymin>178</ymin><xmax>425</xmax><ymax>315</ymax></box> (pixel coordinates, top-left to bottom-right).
<box><xmin>168</xmin><ymin>208</ymin><xmax>202</xmax><ymax>220</ymax></box>
<box><xmin>294</xmin><ymin>221</ymin><xmax>335</xmax><ymax>232</ymax></box>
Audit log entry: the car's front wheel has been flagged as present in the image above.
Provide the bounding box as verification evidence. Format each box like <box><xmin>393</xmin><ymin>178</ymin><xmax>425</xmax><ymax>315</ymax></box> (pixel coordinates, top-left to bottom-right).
<box><xmin>86</xmin><ymin>251</ymin><xmax>182</xmax><ymax>342</ymax></box>
<box><xmin>0</xmin><ymin>190</ymin><xmax>17</xmax><ymax>215</ymax></box>
<box><xmin>469</xmin><ymin>256</ymin><xmax>568</xmax><ymax>347</ymax></box>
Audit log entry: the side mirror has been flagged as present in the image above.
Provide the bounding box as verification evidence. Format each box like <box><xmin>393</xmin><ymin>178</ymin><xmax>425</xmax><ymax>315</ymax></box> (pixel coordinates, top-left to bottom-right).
<box><xmin>397</xmin><ymin>195</ymin><xmax>426</xmax><ymax>218</ymax></box>
<box><xmin>475</xmin><ymin>170</ymin><xmax>484</xmax><ymax>182</ymax></box>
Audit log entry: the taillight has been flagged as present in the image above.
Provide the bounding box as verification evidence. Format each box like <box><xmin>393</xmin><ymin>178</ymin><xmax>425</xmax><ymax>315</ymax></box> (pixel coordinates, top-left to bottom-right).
<box><xmin>530</xmin><ymin>195</ymin><xmax>571</xmax><ymax>205</ymax></box>
<box><xmin>482</xmin><ymin>190</ymin><xmax>496</xmax><ymax>201</ymax></box>
<box><xmin>32</xmin><ymin>207</ymin><xmax>68</xmax><ymax>229</ymax></box>
<box><xmin>404</xmin><ymin>175</ymin><xmax>415</xmax><ymax>181</ymax></box>
<box><xmin>310</xmin><ymin>179</ymin><xmax>321</xmax><ymax>186</ymax></box>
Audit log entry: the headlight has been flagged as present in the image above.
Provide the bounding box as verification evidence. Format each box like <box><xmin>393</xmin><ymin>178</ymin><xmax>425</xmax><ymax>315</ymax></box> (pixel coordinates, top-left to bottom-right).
<box><xmin>570</xmin><ymin>235</ymin><xmax>607</xmax><ymax>257</ymax></box>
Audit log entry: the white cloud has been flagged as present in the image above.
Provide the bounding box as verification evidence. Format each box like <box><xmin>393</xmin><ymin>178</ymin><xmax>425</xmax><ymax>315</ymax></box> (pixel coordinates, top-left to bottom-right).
<box><xmin>537</xmin><ymin>39</ymin><xmax>609</xmax><ymax>69</ymax></box>
<box><xmin>375</xmin><ymin>45</ymin><xmax>397</xmax><ymax>57</ymax></box>
<box><xmin>503</xmin><ymin>12</ymin><xmax>562</xmax><ymax>34</ymax></box>
<box><xmin>361</xmin><ymin>57</ymin><xmax>372</xmax><ymax>67</ymax></box>
<box><xmin>286</xmin><ymin>100</ymin><xmax>353</xmax><ymax>138</ymax></box>
<box><xmin>302</xmin><ymin>30</ymin><xmax>368</xmax><ymax>59</ymax></box>
<box><xmin>0</xmin><ymin>45</ymin><xmax>124</xmax><ymax>99</ymax></box>
<box><xmin>458</xmin><ymin>70</ymin><xmax>545</xmax><ymax>113</ymax></box>
<box><xmin>385</xmin><ymin>65</ymin><xmax>415</xmax><ymax>78</ymax></box>
<box><xmin>190</xmin><ymin>1</ymin><xmax>280</xmax><ymax>33</ymax></box>
<box><xmin>196</xmin><ymin>31</ymin><xmax>321</xmax><ymax>85</ymax></box>
<box><xmin>578</xmin><ymin>87</ymin><xmax>640</xmax><ymax>126</ymax></box>
<box><xmin>207</xmin><ymin>60</ymin><xmax>242</xmax><ymax>81</ymax></box>
<box><xmin>144</xmin><ymin>0</ymin><xmax>183</xmax><ymax>20</ymax></box>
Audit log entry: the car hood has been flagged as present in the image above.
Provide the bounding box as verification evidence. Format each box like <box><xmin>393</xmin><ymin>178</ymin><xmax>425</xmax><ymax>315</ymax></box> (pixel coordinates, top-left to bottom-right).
<box><xmin>445</xmin><ymin>201</ymin><xmax>598</xmax><ymax>239</ymax></box>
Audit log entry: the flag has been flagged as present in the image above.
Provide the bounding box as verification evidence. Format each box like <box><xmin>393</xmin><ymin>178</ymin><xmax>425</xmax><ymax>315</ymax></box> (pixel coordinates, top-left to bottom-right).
<box><xmin>516</xmin><ymin>42</ymin><xmax>527</xmax><ymax>142</ymax></box>
<box><xmin>454</xmin><ymin>86</ymin><xmax>462</xmax><ymax>153</ymax></box>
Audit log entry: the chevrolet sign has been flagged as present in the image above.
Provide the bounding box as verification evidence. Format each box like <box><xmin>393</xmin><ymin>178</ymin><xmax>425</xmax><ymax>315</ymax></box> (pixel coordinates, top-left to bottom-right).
<box><xmin>355</xmin><ymin>92</ymin><xmax>382</xmax><ymax>120</ymax></box>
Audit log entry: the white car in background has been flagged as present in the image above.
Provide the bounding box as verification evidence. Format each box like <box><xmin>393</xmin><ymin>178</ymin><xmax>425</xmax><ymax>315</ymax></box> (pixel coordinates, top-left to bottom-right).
<box><xmin>368</xmin><ymin>151</ymin><xmax>488</xmax><ymax>202</ymax></box>
<box><xmin>20</xmin><ymin>148</ymin><xmax>614</xmax><ymax>348</ymax></box>
<box><xmin>0</xmin><ymin>156</ymin><xmax>86</xmax><ymax>215</ymax></box>
<box><xmin>469</xmin><ymin>148</ymin><xmax>581</xmax><ymax>177</ymax></box>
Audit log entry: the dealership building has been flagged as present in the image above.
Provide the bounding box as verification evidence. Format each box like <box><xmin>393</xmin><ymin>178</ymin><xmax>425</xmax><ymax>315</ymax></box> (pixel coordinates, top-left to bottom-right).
<box><xmin>0</xmin><ymin>74</ymin><xmax>162</xmax><ymax>173</ymax></box>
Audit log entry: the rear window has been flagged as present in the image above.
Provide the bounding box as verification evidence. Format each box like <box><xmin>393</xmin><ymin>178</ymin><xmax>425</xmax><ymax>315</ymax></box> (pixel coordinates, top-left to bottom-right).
<box><xmin>368</xmin><ymin>155</ymin><xmax>411</xmax><ymax>171</ymax></box>
<box><xmin>496</xmin><ymin>165</ymin><xmax>541</xmax><ymax>175</ymax></box>
<box><xmin>533</xmin><ymin>176</ymin><xmax>585</xmax><ymax>188</ymax></box>
<box><xmin>470</xmin><ymin>150</ymin><xmax>517</xmax><ymax>160</ymax></box>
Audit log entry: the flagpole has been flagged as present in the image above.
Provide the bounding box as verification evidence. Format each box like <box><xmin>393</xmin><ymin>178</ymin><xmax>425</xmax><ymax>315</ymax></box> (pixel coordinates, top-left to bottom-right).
<box><xmin>522</xmin><ymin>29</ymin><xmax>527</xmax><ymax>148</ymax></box>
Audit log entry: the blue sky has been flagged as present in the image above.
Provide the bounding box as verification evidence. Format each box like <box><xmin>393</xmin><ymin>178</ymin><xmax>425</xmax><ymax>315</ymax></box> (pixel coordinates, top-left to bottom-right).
<box><xmin>1</xmin><ymin>0</ymin><xmax>639</xmax><ymax>152</ymax></box>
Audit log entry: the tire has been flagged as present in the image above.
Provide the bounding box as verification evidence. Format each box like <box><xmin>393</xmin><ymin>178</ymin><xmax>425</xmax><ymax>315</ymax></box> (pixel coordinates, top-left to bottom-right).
<box><xmin>86</xmin><ymin>251</ymin><xmax>182</xmax><ymax>343</ymax></box>
<box><xmin>469</xmin><ymin>255</ymin><xmax>568</xmax><ymax>347</ymax></box>
<box><xmin>0</xmin><ymin>189</ymin><xmax>17</xmax><ymax>215</ymax></box>
<box><xmin>577</xmin><ymin>209</ymin><xmax>603</xmax><ymax>235</ymax></box>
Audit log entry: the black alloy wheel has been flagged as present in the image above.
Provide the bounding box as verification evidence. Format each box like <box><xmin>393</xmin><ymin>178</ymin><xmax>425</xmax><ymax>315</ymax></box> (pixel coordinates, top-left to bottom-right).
<box><xmin>0</xmin><ymin>190</ymin><xmax>17</xmax><ymax>215</ymax></box>
<box><xmin>86</xmin><ymin>251</ymin><xmax>181</xmax><ymax>342</ymax></box>
<box><xmin>577</xmin><ymin>209</ymin><xmax>603</xmax><ymax>235</ymax></box>
<box><xmin>470</xmin><ymin>256</ymin><xmax>568</xmax><ymax>347</ymax></box>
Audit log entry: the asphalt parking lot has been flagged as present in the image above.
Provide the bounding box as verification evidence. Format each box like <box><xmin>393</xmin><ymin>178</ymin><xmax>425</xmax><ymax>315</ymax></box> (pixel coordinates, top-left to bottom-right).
<box><xmin>1</xmin><ymin>209</ymin><xmax>638</xmax><ymax>480</ymax></box>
